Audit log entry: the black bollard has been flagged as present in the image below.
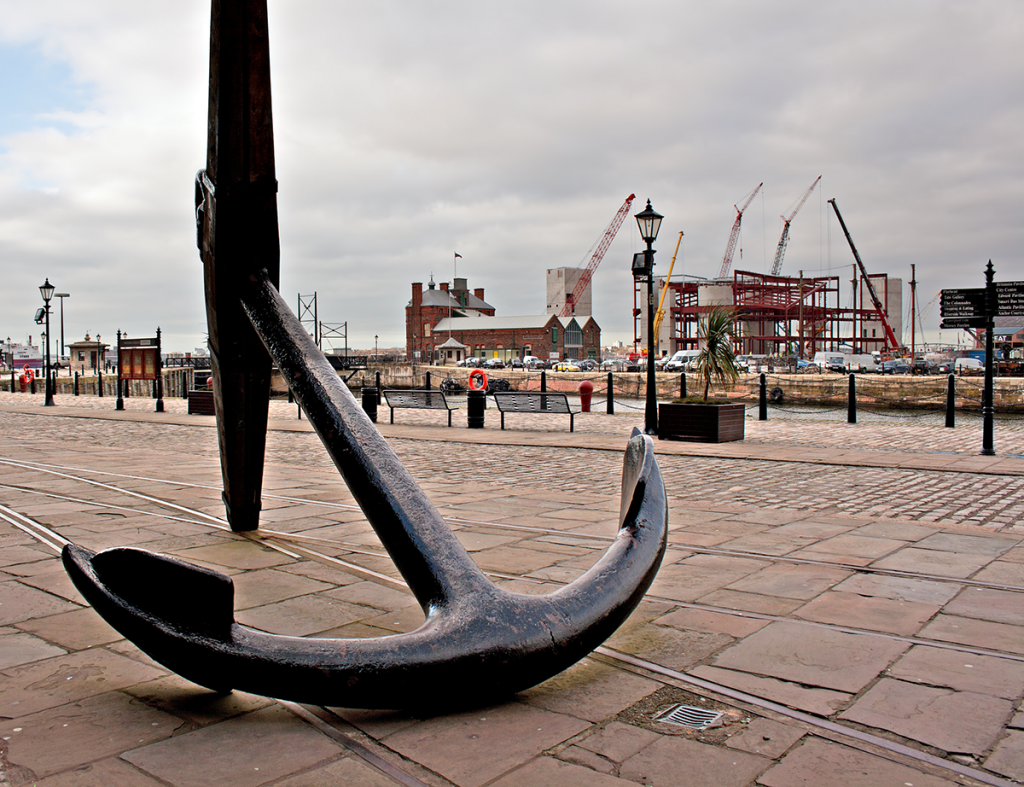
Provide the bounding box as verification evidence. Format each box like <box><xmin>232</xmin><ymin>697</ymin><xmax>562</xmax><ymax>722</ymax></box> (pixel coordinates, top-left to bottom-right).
<box><xmin>10</xmin><ymin>369</ymin><xmax>14</xmax><ymax>394</ymax></box>
<box><xmin>74</xmin><ymin>372</ymin><xmax>79</xmax><ymax>396</ymax></box>
<box><xmin>425</xmin><ymin>371</ymin><xmax>431</xmax><ymax>390</ymax></box>
<box><xmin>97</xmin><ymin>367</ymin><xmax>103</xmax><ymax>397</ymax></box>
<box><xmin>945</xmin><ymin>373</ymin><xmax>956</xmax><ymax>428</ymax></box>
<box><xmin>361</xmin><ymin>386</ymin><xmax>378</xmax><ymax>423</ymax></box>
<box><xmin>759</xmin><ymin>372</ymin><xmax>768</xmax><ymax>421</ymax></box>
<box><xmin>540</xmin><ymin>370</ymin><xmax>547</xmax><ymax>392</ymax></box>
<box><xmin>680</xmin><ymin>373</ymin><xmax>687</xmax><ymax>399</ymax></box>
<box><xmin>848</xmin><ymin>373</ymin><xmax>857</xmax><ymax>424</ymax></box>
<box><xmin>467</xmin><ymin>389</ymin><xmax>486</xmax><ymax>428</ymax></box>
<box><xmin>30</xmin><ymin>377</ymin><xmax>35</xmax><ymax>395</ymax></box>
<box><xmin>606</xmin><ymin>372</ymin><xmax>614</xmax><ymax>415</ymax></box>
<box><xmin>375</xmin><ymin>371</ymin><xmax>382</xmax><ymax>404</ymax></box>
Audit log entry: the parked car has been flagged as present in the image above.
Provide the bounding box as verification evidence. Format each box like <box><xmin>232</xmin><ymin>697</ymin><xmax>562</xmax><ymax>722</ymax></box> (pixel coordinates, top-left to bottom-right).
<box><xmin>912</xmin><ymin>360</ymin><xmax>938</xmax><ymax>375</ymax></box>
<box><xmin>522</xmin><ymin>355</ymin><xmax>543</xmax><ymax>369</ymax></box>
<box><xmin>456</xmin><ymin>357</ymin><xmax>481</xmax><ymax>368</ymax></box>
<box><xmin>509</xmin><ymin>358</ymin><xmax>524</xmax><ymax>369</ymax></box>
<box><xmin>878</xmin><ymin>360</ymin><xmax>910</xmax><ymax>374</ymax></box>
<box><xmin>553</xmin><ymin>359</ymin><xmax>581</xmax><ymax>372</ymax></box>
<box><xmin>481</xmin><ymin>358</ymin><xmax>506</xmax><ymax>369</ymax></box>
<box><xmin>578</xmin><ymin>359</ymin><xmax>599</xmax><ymax>371</ymax></box>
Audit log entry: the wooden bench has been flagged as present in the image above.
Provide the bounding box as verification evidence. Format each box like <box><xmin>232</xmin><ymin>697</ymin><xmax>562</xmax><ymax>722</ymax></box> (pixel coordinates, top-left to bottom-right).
<box><xmin>187</xmin><ymin>389</ymin><xmax>216</xmax><ymax>415</ymax></box>
<box><xmin>492</xmin><ymin>391</ymin><xmax>577</xmax><ymax>432</ymax></box>
<box><xmin>382</xmin><ymin>389</ymin><xmax>458</xmax><ymax>427</ymax></box>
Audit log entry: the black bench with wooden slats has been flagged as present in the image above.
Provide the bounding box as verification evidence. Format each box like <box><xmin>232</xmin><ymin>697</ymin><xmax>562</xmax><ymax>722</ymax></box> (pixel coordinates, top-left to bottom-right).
<box><xmin>187</xmin><ymin>389</ymin><xmax>216</xmax><ymax>415</ymax></box>
<box><xmin>382</xmin><ymin>389</ymin><xmax>458</xmax><ymax>427</ymax></box>
<box><xmin>492</xmin><ymin>391</ymin><xmax>577</xmax><ymax>432</ymax></box>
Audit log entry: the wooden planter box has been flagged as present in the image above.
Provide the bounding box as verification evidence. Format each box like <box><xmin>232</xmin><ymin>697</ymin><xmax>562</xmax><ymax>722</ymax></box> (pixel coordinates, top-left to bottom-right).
<box><xmin>658</xmin><ymin>402</ymin><xmax>745</xmax><ymax>443</ymax></box>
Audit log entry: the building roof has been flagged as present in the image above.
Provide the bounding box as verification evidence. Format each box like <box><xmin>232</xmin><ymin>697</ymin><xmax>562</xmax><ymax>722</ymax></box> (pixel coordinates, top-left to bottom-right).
<box><xmin>408</xmin><ymin>281</ymin><xmax>494</xmax><ymax>311</ymax></box>
<box><xmin>432</xmin><ymin>313</ymin><xmax>598</xmax><ymax>332</ymax></box>
<box><xmin>436</xmin><ymin>336</ymin><xmax>469</xmax><ymax>349</ymax></box>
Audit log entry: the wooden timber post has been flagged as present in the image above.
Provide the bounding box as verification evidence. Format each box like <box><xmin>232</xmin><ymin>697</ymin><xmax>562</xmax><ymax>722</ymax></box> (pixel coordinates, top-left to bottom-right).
<box><xmin>195</xmin><ymin>0</ymin><xmax>281</xmax><ymax>531</ymax></box>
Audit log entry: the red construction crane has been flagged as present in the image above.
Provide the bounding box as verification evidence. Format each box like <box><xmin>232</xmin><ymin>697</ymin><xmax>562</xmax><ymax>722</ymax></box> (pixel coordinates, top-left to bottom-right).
<box><xmin>770</xmin><ymin>175</ymin><xmax>821</xmax><ymax>276</ymax></box>
<box><xmin>718</xmin><ymin>183</ymin><xmax>763</xmax><ymax>278</ymax></box>
<box><xmin>828</xmin><ymin>198</ymin><xmax>901</xmax><ymax>352</ymax></box>
<box><xmin>561</xmin><ymin>194</ymin><xmax>636</xmax><ymax>317</ymax></box>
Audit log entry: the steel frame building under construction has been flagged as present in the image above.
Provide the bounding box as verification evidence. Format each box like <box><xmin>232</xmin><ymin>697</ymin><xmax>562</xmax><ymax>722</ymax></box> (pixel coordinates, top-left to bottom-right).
<box><xmin>637</xmin><ymin>269</ymin><xmax>901</xmax><ymax>358</ymax></box>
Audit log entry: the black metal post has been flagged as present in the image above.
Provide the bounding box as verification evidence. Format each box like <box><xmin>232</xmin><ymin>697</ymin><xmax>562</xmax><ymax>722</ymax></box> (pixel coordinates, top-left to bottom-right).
<box><xmin>74</xmin><ymin>372</ymin><xmax>79</xmax><ymax>396</ymax></box>
<box><xmin>847</xmin><ymin>373</ymin><xmax>857</xmax><ymax>424</ymax></box>
<box><xmin>759</xmin><ymin>372</ymin><xmax>768</xmax><ymax>421</ymax></box>
<box><xmin>97</xmin><ymin>363</ymin><xmax>103</xmax><ymax>397</ymax></box>
<box><xmin>361</xmin><ymin>386</ymin><xmax>378</xmax><ymax>423</ymax></box>
<box><xmin>945</xmin><ymin>373</ymin><xmax>955</xmax><ymax>428</ymax></box>
<box><xmin>540</xmin><ymin>370</ymin><xmax>546</xmax><ymax>392</ymax></box>
<box><xmin>680</xmin><ymin>373</ymin><xmax>687</xmax><ymax>399</ymax></box>
<box><xmin>467</xmin><ymin>389</ymin><xmax>485</xmax><ymax>428</ymax></box>
<box><xmin>606</xmin><ymin>371</ymin><xmax>614</xmax><ymax>415</ymax></box>
<box><xmin>645</xmin><ymin>258</ymin><xmax>657</xmax><ymax>435</ymax></box>
<box><xmin>375</xmin><ymin>370</ymin><xmax>382</xmax><ymax>404</ymax></box>
<box><xmin>425</xmin><ymin>371</ymin><xmax>431</xmax><ymax>390</ymax></box>
<box><xmin>982</xmin><ymin>260</ymin><xmax>995</xmax><ymax>455</ymax></box>
<box><xmin>116</xmin><ymin>330</ymin><xmax>124</xmax><ymax>410</ymax></box>
<box><xmin>155</xmin><ymin>327</ymin><xmax>164</xmax><ymax>413</ymax></box>
<box><xmin>43</xmin><ymin>296</ymin><xmax>54</xmax><ymax>406</ymax></box>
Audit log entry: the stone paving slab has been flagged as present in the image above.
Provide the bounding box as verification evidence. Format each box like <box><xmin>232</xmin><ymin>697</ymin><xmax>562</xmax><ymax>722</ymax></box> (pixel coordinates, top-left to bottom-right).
<box><xmin>1</xmin><ymin>403</ymin><xmax>1023</xmax><ymax>785</ymax></box>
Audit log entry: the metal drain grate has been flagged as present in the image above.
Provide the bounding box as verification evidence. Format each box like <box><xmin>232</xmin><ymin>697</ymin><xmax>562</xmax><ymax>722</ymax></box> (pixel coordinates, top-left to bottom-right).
<box><xmin>655</xmin><ymin>704</ymin><xmax>723</xmax><ymax>730</ymax></box>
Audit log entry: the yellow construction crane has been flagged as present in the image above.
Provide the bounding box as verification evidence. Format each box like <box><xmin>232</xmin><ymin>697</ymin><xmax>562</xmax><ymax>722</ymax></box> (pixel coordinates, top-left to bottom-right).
<box><xmin>652</xmin><ymin>231</ymin><xmax>684</xmax><ymax>341</ymax></box>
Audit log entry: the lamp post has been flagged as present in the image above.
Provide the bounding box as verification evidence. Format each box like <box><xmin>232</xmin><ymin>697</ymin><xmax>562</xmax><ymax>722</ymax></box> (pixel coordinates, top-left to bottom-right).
<box><xmin>55</xmin><ymin>293</ymin><xmax>70</xmax><ymax>363</ymax></box>
<box><xmin>375</xmin><ymin>335</ymin><xmax>379</xmax><ymax>363</ymax></box>
<box><xmin>633</xmin><ymin>199</ymin><xmax>663</xmax><ymax>435</ymax></box>
<box><xmin>39</xmin><ymin>279</ymin><xmax>55</xmax><ymax>406</ymax></box>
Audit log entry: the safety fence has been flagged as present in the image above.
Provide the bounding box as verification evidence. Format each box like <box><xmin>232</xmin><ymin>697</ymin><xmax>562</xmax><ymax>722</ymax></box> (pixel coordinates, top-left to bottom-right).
<box><xmin>341</xmin><ymin>367</ymin><xmax>1024</xmax><ymax>416</ymax></box>
<box><xmin>0</xmin><ymin>367</ymin><xmax>197</xmax><ymax>400</ymax></box>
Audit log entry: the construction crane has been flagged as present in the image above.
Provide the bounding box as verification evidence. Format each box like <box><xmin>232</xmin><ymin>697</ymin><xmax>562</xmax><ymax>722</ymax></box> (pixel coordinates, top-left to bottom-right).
<box><xmin>652</xmin><ymin>231</ymin><xmax>684</xmax><ymax>339</ymax></box>
<box><xmin>718</xmin><ymin>182</ymin><xmax>762</xmax><ymax>279</ymax></box>
<box><xmin>770</xmin><ymin>176</ymin><xmax>821</xmax><ymax>276</ymax></box>
<box><xmin>828</xmin><ymin>198</ymin><xmax>901</xmax><ymax>352</ymax></box>
<box><xmin>561</xmin><ymin>194</ymin><xmax>636</xmax><ymax>317</ymax></box>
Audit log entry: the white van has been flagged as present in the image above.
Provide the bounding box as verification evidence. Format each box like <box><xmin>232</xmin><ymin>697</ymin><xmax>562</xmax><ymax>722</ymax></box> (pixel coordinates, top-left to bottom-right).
<box><xmin>664</xmin><ymin>349</ymin><xmax>700</xmax><ymax>372</ymax></box>
<box><xmin>954</xmin><ymin>357</ymin><xmax>983</xmax><ymax>371</ymax></box>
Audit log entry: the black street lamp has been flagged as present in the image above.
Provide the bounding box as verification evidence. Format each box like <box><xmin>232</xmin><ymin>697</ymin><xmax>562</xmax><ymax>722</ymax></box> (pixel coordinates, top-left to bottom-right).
<box><xmin>375</xmin><ymin>335</ymin><xmax>379</xmax><ymax>363</ymax></box>
<box><xmin>633</xmin><ymin>199</ymin><xmax>663</xmax><ymax>435</ymax></box>
<box><xmin>39</xmin><ymin>279</ymin><xmax>55</xmax><ymax>406</ymax></box>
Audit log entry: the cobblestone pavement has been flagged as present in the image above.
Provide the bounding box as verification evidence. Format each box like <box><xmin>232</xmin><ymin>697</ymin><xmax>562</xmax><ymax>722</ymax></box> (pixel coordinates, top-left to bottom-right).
<box><xmin>1</xmin><ymin>399</ymin><xmax>1023</xmax><ymax>785</ymax></box>
<box><xmin>3</xmin><ymin>391</ymin><xmax>1023</xmax><ymax>531</ymax></box>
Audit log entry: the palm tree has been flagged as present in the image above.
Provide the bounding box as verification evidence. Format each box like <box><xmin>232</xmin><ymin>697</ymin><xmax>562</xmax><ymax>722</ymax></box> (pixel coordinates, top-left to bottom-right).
<box><xmin>695</xmin><ymin>306</ymin><xmax>739</xmax><ymax>401</ymax></box>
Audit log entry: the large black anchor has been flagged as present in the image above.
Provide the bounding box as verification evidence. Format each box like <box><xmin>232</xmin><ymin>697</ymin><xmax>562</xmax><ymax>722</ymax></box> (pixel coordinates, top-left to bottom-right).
<box><xmin>62</xmin><ymin>0</ymin><xmax>668</xmax><ymax>709</ymax></box>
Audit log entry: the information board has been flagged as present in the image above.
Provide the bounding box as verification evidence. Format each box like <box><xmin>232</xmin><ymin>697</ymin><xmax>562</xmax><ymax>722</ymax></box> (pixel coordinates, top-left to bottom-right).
<box><xmin>940</xmin><ymin>288</ymin><xmax>988</xmax><ymax>329</ymax></box>
<box><xmin>997</xmin><ymin>282</ymin><xmax>1024</xmax><ymax>317</ymax></box>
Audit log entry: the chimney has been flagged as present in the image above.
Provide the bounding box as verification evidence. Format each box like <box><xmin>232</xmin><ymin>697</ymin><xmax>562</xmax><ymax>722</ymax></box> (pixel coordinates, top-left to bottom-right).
<box><xmin>440</xmin><ymin>282</ymin><xmax>449</xmax><ymax>292</ymax></box>
<box><xmin>411</xmin><ymin>282</ymin><xmax>423</xmax><ymax>308</ymax></box>
<box><xmin>474</xmin><ymin>288</ymin><xmax>485</xmax><ymax>302</ymax></box>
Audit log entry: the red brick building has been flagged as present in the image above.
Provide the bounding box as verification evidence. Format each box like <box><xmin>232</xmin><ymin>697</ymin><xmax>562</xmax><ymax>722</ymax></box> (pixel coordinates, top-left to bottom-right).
<box><xmin>406</xmin><ymin>277</ymin><xmax>601</xmax><ymax>363</ymax></box>
<box><xmin>407</xmin><ymin>277</ymin><xmax>495</xmax><ymax>362</ymax></box>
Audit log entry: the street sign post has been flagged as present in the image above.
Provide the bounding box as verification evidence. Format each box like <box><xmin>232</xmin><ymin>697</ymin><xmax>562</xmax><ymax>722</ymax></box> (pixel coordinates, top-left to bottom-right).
<box><xmin>940</xmin><ymin>262</ymin><xmax>1010</xmax><ymax>456</ymax></box>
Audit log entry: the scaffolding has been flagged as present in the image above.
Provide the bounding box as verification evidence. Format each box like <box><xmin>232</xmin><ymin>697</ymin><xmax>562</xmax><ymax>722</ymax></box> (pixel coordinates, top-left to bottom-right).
<box><xmin>641</xmin><ymin>270</ymin><xmax>899</xmax><ymax>357</ymax></box>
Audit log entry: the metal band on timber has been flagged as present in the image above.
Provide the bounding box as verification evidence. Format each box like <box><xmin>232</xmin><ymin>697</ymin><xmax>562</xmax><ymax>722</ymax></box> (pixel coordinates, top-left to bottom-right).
<box><xmin>61</xmin><ymin>0</ymin><xmax>668</xmax><ymax>709</ymax></box>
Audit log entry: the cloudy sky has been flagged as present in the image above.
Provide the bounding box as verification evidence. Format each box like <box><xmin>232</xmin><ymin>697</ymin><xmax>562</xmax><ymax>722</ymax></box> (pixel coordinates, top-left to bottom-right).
<box><xmin>2</xmin><ymin>1</ymin><xmax>1021</xmax><ymax>355</ymax></box>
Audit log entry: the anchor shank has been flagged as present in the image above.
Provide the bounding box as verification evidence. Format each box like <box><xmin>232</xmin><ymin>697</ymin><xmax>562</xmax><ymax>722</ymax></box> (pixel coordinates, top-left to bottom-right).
<box><xmin>198</xmin><ymin>0</ymin><xmax>280</xmax><ymax>532</ymax></box>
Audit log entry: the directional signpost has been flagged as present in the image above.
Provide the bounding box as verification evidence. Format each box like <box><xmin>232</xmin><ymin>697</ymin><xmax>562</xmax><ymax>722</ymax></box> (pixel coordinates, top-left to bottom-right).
<box><xmin>940</xmin><ymin>262</ymin><xmax>1021</xmax><ymax>455</ymax></box>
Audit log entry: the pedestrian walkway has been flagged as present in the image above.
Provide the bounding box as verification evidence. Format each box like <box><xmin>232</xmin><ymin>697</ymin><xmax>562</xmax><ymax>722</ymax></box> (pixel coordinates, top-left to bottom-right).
<box><xmin>0</xmin><ymin>396</ymin><xmax>1022</xmax><ymax>786</ymax></box>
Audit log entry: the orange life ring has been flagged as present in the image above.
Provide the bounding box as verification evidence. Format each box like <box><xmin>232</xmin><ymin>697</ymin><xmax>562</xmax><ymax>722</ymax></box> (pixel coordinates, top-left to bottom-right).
<box><xmin>468</xmin><ymin>369</ymin><xmax>488</xmax><ymax>391</ymax></box>
<box><xmin>23</xmin><ymin>367</ymin><xmax>34</xmax><ymax>381</ymax></box>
